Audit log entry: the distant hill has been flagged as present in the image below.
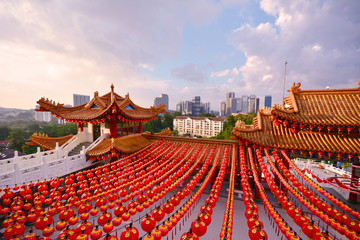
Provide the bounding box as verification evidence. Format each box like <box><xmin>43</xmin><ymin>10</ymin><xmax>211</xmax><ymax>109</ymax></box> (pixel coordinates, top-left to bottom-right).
<box><xmin>0</xmin><ymin>107</ymin><xmax>35</xmax><ymax>122</ymax></box>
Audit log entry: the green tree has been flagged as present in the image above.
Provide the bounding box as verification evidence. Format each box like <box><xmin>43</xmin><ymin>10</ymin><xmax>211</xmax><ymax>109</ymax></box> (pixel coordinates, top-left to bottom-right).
<box><xmin>0</xmin><ymin>126</ymin><xmax>10</xmax><ymax>140</ymax></box>
<box><xmin>212</xmin><ymin>113</ymin><xmax>256</xmax><ymax>140</ymax></box>
<box><xmin>8</xmin><ymin>128</ymin><xmax>30</xmax><ymax>152</ymax></box>
<box><xmin>163</xmin><ymin>113</ymin><xmax>174</xmax><ymax>130</ymax></box>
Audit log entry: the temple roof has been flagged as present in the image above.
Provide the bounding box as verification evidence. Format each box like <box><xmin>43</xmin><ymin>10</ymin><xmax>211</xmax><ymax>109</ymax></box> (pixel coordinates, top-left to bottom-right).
<box><xmin>37</xmin><ymin>85</ymin><xmax>166</xmax><ymax>121</ymax></box>
<box><xmin>232</xmin><ymin>108</ymin><xmax>360</xmax><ymax>155</ymax></box>
<box><xmin>86</xmin><ymin>134</ymin><xmax>152</xmax><ymax>156</ymax></box>
<box><xmin>27</xmin><ymin>133</ymin><xmax>74</xmax><ymax>150</ymax></box>
<box><xmin>272</xmin><ymin>82</ymin><xmax>360</xmax><ymax>126</ymax></box>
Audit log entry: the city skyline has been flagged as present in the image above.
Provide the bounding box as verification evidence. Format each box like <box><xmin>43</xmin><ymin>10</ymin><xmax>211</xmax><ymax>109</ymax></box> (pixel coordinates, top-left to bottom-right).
<box><xmin>0</xmin><ymin>1</ymin><xmax>359</xmax><ymax>111</ymax></box>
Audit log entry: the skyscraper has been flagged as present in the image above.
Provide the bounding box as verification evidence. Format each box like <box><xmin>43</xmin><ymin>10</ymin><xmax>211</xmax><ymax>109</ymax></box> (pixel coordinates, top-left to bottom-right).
<box><xmin>264</xmin><ymin>95</ymin><xmax>272</xmax><ymax>108</ymax></box>
<box><xmin>248</xmin><ymin>95</ymin><xmax>260</xmax><ymax>113</ymax></box>
<box><xmin>182</xmin><ymin>101</ymin><xmax>193</xmax><ymax>115</ymax></box>
<box><xmin>73</xmin><ymin>94</ymin><xmax>90</xmax><ymax>107</ymax></box>
<box><xmin>242</xmin><ymin>95</ymin><xmax>248</xmax><ymax>114</ymax></box>
<box><xmin>176</xmin><ymin>101</ymin><xmax>182</xmax><ymax>113</ymax></box>
<box><xmin>154</xmin><ymin>94</ymin><xmax>169</xmax><ymax>111</ymax></box>
<box><xmin>226</xmin><ymin>92</ymin><xmax>235</xmax><ymax>115</ymax></box>
<box><xmin>202</xmin><ymin>101</ymin><xmax>210</xmax><ymax>114</ymax></box>
<box><xmin>192</xmin><ymin>96</ymin><xmax>201</xmax><ymax>116</ymax></box>
<box><xmin>220</xmin><ymin>101</ymin><xmax>226</xmax><ymax>116</ymax></box>
<box><xmin>236</xmin><ymin>98</ymin><xmax>243</xmax><ymax>113</ymax></box>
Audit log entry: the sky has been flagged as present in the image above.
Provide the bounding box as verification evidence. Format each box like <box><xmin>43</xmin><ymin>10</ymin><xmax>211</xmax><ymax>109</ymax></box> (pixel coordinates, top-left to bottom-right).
<box><xmin>0</xmin><ymin>0</ymin><xmax>359</xmax><ymax>111</ymax></box>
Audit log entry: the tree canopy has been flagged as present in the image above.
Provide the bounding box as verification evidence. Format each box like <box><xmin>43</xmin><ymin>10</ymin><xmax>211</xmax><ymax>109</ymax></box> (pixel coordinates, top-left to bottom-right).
<box><xmin>212</xmin><ymin>113</ymin><xmax>256</xmax><ymax>140</ymax></box>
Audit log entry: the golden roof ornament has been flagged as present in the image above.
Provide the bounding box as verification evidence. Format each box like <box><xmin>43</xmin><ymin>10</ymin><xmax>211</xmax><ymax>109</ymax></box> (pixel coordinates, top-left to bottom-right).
<box><xmin>289</xmin><ymin>82</ymin><xmax>301</xmax><ymax>93</ymax></box>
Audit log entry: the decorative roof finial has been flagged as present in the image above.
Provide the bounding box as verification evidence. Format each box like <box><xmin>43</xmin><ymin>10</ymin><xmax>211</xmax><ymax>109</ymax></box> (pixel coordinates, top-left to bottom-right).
<box><xmin>110</xmin><ymin>84</ymin><xmax>115</xmax><ymax>102</ymax></box>
<box><xmin>289</xmin><ymin>82</ymin><xmax>301</xmax><ymax>93</ymax></box>
<box><xmin>358</xmin><ymin>80</ymin><xmax>360</xmax><ymax>87</ymax></box>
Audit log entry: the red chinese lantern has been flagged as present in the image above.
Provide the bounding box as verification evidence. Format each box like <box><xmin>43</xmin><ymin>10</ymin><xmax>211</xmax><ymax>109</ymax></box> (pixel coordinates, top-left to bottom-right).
<box><xmin>141</xmin><ymin>215</ymin><xmax>156</xmax><ymax>232</ymax></box>
<box><xmin>103</xmin><ymin>221</ymin><xmax>114</xmax><ymax>233</ymax></box>
<box><xmin>120</xmin><ymin>225</ymin><xmax>139</xmax><ymax>240</ymax></box>
<box><xmin>90</xmin><ymin>226</ymin><xmax>102</xmax><ymax>240</ymax></box>
<box><xmin>248</xmin><ymin>226</ymin><xmax>268</xmax><ymax>240</ymax></box>
<box><xmin>42</xmin><ymin>224</ymin><xmax>55</xmax><ymax>237</ymax></box>
<box><xmin>152</xmin><ymin>207</ymin><xmax>165</xmax><ymax>222</ymax></box>
<box><xmin>24</xmin><ymin>230</ymin><xmax>37</xmax><ymax>240</ymax></box>
<box><xmin>191</xmin><ymin>218</ymin><xmax>207</xmax><ymax>237</ymax></box>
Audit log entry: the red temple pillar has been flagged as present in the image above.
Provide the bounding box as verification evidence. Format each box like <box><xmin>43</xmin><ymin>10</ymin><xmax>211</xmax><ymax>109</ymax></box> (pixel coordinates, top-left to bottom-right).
<box><xmin>139</xmin><ymin>122</ymin><xmax>143</xmax><ymax>133</ymax></box>
<box><xmin>349</xmin><ymin>163</ymin><xmax>359</xmax><ymax>203</ymax></box>
<box><xmin>77</xmin><ymin>123</ymin><xmax>84</xmax><ymax>132</ymax></box>
<box><xmin>110</xmin><ymin>115</ymin><xmax>118</xmax><ymax>138</ymax></box>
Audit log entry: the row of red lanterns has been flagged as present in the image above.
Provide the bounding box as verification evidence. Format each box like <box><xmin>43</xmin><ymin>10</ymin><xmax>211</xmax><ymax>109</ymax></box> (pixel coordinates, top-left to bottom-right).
<box><xmin>255</xmin><ymin>148</ymin><xmax>321</xmax><ymax>239</ymax></box>
<box><xmin>179</xmin><ymin>145</ymin><xmax>224</xmax><ymax>240</ymax></box>
<box><xmin>239</xmin><ymin>146</ymin><xmax>269</xmax><ymax>240</ymax></box>
<box><xmin>251</xmin><ymin>148</ymin><xmax>303</xmax><ymax>239</ymax></box>
<box><xmin>266</xmin><ymin>149</ymin><xmax>359</xmax><ymax>239</ymax></box>
<box><xmin>137</xmin><ymin>144</ymin><xmax>214</xmax><ymax>239</ymax></box>
<box><xmin>51</xmin><ymin>110</ymin><xmax>155</xmax><ymax>125</ymax></box>
<box><xmin>237</xmin><ymin>137</ymin><xmax>358</xmax><ymax>162</ymax></box>
<box><xmin>280</xmin><ymin>149</ymin><xmax>360</xmax><ymax>220</ymax></box>
<box><xmin>220</xmin><ymin>146</ymin><xmax>234</xmax><ymax>239</ymax></box>
<box><xmin>273</xmin><ymin>116</ymin><xmax>357</xmax><ymax>134</ymax></box>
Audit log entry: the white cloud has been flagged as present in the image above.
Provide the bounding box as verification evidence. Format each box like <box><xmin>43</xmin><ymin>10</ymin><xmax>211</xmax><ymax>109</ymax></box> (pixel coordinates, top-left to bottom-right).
<box><xmin>211</xmin><ymin>69</ymin><xmax>231</xmax><ymax>78</ymax></box>
<box><xmin>0</xmin><ymin>0</ymin><xmax>223</xmax><ymax>109</ymax></box>
<box><xmin>211</xmin><ymin>67</ymin><xmax>241</xmax><ymax>78</ymax></box>
<box><xmin>230</xmin><ymin>0</ymin><xmax>360</xmax><ymax>104</ymax></box>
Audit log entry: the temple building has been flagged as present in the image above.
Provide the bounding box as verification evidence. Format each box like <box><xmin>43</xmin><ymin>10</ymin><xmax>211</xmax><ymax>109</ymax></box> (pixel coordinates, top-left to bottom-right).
<box><xmin>34</xmin><ymin>84</ymin><xmax>166</xmax><ymax>159</ymax></box>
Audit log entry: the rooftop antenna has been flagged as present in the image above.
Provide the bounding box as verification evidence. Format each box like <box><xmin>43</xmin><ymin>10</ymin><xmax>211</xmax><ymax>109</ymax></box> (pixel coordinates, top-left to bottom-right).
<box><xmin>282</xmin><ymin>61</ymin><xmax>288</xmax><ymax>106</ymax></box>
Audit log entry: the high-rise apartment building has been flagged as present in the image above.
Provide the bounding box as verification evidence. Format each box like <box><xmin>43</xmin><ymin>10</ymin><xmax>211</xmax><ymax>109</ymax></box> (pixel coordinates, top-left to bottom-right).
<box><xmin>73</xmin><ymin>94</ymin><xmax>90</xmax><ymax>107</ymax></box>
<box><xmin>264</xmin><ymin>95</ymin><xmax>272</xmax><ymax>108</ymax></box>
<box><xmin>154</xmin><ymin>94</ymin><xmax>169</xmax><ymax>111</ymax></box>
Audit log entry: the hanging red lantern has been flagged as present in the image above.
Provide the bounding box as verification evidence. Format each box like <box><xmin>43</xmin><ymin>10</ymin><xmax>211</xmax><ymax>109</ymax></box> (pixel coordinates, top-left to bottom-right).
<box><xmin>248</xmin><ymin>226</ymin><xmax>268</xmax><ymax>240</ymax></box>
<box><xmin>120</xmin><ymin>225</ymin><xmax>139</xmax><ymax>240</ymax></box>
<box><xmin>141</xmin><ymin>215</ymin><xmax>156</xmax><ymax>232</ymax></box>
<box><xmin>24</xmin><ymin>230</ymin><xmax>37</xmax><ymax>240</ymax></box>
<box><xmin>42</xmin><ymin>224</ymin><xmax>55</xmax><ymax>237</ymax></box>
<box><xmin>151</xmin><ymin>228</ymin><xmax>162</xmax><ymax>240</ymax></box>
<box><xmin>90</xmin><ymin>226</ymin><xmax>102</xmax><ymax>240</ymax></box>
<box><xmin>152</xmin><ymin>207</ymin><xmax>165</xmax><ymax>222</ymax></box>
<box><xmin>103</xmin><ymin>221</ymin><xmax>114</xmax><ymax>233</ymax></box>
<box><xmin>56</xmin><ymin>220</ymin><xmax>67</xmax><ymax>231</ymax></box>
<box><xmin>181</xmin><ymin>231</ymin><xmax>200</xmax><ymax>240</ymax></box>
<box><xmin>191</xmin><ymin>218</ymin><xmax>207</xmax><ymax>237</ymax></box>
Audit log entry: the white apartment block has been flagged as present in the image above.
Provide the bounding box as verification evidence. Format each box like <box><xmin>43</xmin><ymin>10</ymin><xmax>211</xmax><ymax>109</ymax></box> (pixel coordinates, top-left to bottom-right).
<box><xmin>173</xmin><ymin>116</ymin><xmax>225</xmax><ymax>137</ymax></box>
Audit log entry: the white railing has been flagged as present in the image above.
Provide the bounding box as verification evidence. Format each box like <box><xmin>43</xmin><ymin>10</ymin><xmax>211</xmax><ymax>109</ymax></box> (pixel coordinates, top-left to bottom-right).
<box><xmin>85</xmin><ymin>133</ymin><xmax>109</xmax><ymax>152</ymax></box>
<box><xmin>0</xmin><ymin>129</ymin><xmax>98</xmax><ymax>187</ymax></box>
<box><xmin>0</xmin><ymin>151</ymin><xmax>93</xmax><ymax>187</ymax></box>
